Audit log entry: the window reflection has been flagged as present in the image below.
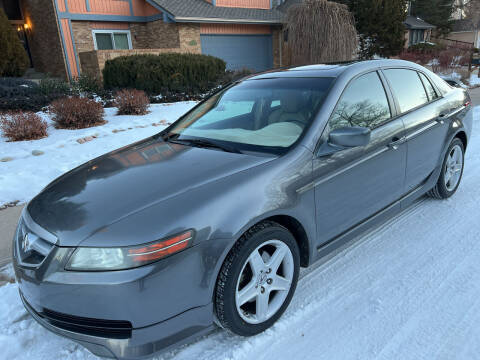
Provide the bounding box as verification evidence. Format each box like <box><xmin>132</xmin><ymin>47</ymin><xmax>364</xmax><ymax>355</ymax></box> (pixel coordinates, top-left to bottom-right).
<box><xmin>419</xmin><ymin>72</ymin><xmax>438</xmax><ymax>101</ymax></box>
<box><xmin>384</xmin><ymin>69</ymin><xmax>429</xmax><ymax>113</ymax></box>
<box><xmin>329</xmin><ymin>72</ymin><xmax>391</xmax><ymax>130</ymax></box>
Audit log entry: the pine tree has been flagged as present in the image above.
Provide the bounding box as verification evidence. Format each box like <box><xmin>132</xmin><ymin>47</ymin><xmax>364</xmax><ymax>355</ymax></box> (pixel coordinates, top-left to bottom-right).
<box><xmin>337</xmin><ymin>0</ymin><xmax>407</xmax><ymax>59</ymax></box>
<box><xmin>411</xmin><ymin>0</ymin><xmax>455</xmax><ymax>35</ymax></box>
<box><xmin>0</xmin><ymin>8</ymin><xmax>29</xmax><ymax>77</ymax></box>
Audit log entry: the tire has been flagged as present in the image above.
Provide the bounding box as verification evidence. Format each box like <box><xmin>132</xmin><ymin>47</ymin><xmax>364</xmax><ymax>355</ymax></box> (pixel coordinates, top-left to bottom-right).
<box><xmin>428</xmin><ymin>138</ymin><xmax>465</xmax><ymax>199</ymax></box>
<box><xmin>215</xmin><ymin>221</ymin><xmax>300</xmax><ymax>336</ymax></box>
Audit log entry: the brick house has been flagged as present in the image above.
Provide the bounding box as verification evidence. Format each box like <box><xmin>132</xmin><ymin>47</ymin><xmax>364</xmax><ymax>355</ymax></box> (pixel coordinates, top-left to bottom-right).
<box><xmin>8</xmin><ymin>0</ymin><xmax>293</xmax><ymax>80</ymax></box>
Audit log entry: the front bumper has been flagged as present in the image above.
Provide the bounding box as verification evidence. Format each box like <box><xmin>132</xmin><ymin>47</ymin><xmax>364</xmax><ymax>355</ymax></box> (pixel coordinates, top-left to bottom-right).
<box><xmin>20</xmin><ymin>292</ymin><xmax>213</xmax><ymax>359</ymax></box>
<box><xmin>12</xmin><ymin>214</ymin><xmax>231</xmax><ymax>359</ymax></box>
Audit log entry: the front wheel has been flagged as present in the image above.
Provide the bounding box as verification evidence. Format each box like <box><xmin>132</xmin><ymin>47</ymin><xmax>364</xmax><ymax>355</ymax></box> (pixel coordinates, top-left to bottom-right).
<box><xmin>215</xmin><ymin>221</ymin><xmax>300</xmax><ymax>336</ymax></box>
<box><xmin>428</xmin><ymin>138</ymin><xmax>465</xmax><ymax>199</ymax></box>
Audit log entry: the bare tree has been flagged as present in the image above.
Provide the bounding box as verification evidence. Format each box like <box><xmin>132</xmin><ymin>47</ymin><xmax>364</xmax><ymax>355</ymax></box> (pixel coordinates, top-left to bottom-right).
<box><xmin>284</xmin><ymin>0</ymin><xmax>358</xmax><ymax>65</ymax></box>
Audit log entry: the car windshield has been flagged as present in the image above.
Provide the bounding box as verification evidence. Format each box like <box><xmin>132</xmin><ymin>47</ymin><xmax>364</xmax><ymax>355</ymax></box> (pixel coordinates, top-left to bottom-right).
<box><xmin>164</xmin><ymin>77</ymin><xmax>334</xmax><ymax>154</ymax></box>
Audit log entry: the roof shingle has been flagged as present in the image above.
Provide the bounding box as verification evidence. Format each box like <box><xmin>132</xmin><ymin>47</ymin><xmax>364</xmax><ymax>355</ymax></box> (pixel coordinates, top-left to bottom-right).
<box><xmin>149</xmin><ymin>0</ymin><xmax>284</xmax><ymax>24</ymax></box>
<box><xmin>404</xmin><ymin>15</ymin><xmax>435</xmax><ymax>29</ymax></box>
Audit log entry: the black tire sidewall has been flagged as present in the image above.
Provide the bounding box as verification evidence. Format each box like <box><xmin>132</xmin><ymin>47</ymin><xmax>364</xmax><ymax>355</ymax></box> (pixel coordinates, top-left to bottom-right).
<box><xmin>437</xmin><ymin>138</ymin><xmax>465</xmax><ymax>198</ymax></box>
<box><xmin>220</xmin><ymin>225</ymin><xmax>300</xmax><ymax>336</ymax></box>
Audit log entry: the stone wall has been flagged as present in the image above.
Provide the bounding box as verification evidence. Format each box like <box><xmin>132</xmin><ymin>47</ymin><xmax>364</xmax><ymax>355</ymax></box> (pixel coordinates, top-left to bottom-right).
<box><xmin>178</xmin><ymin>24</ymin><xmax>201</xmax><ymax>53</ymax></box>
<box><xmin>20</xmin><ymin>0</ymin><xmax>68</xmax><ymax>79</ymax></box>
<box><xmin>71</xmin><ymin>21</ymin><xmax>95</xmax><ymax>55</ymax></box>
<box><xmin>130</xmin><ymin>20</ymin><xmax>180</xmax><ymax>49</ymax></box>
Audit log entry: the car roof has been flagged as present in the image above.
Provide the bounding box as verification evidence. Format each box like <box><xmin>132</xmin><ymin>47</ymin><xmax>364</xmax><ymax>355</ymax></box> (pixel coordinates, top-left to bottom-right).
<box><xmin>246</xmin><ymin>59</ymin><xmax>424</xmax><ymax>80</ymax></box>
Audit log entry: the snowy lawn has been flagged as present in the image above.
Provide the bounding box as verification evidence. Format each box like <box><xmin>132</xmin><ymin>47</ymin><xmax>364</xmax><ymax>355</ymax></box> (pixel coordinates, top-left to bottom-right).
<box><xmin>0</xmin><ymin>107</ymin><xmax>479</xmax><ymax>360</ymax></box>
<box><xmin>0</xmin><ymin>102</ymin><xmax>197</xmax><ymax>206</ymax></box>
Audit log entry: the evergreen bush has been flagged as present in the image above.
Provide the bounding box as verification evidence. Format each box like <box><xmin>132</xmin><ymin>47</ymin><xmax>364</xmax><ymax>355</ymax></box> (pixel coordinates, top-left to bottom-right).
<box><xmin>0</xmin><ymin>8</ymin><xmax>29</xmax><ymax>77</ymax></box>
<box><xmin>103</xmin><ymin>53</ymin><xmax>226</xmax><ymax>95</ymax></box>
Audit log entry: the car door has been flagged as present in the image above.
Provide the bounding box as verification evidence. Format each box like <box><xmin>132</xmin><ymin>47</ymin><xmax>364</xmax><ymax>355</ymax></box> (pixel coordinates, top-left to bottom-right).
<box><xmin>313</xmin><ymin>71</ymin><xmax>407</xmax><ymax>247</ymax></box>
<box><xmin>382</xmin><ymin>69</ymin><xmax>450</xmax><ymax>191</ymax></box>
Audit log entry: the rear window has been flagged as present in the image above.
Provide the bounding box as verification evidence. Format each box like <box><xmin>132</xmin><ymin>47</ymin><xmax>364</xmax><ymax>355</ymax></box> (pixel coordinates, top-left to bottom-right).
<box><xmin>384</xmin><ymin>69</ymin><xmax>429</xmax><ymax>113</ymax></box>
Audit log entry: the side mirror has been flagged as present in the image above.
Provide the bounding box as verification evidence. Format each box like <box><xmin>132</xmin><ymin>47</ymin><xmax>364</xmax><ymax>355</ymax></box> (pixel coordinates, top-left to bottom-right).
<box><xmin>329</xmin><ymin>126</ymin><xmax>371</xmax><ymax>148</ymax></box>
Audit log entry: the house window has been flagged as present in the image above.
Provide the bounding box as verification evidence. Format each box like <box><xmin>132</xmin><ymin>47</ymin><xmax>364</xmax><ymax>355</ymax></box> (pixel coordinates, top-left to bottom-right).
<box><xmin>92</xmin><ymin>30</ymin><xmax>132</xmax><ymax>50</ymax></box>
<box><xmin>409</xmin><ymin>29</ymin><xmax>425</xmax><ymax>46</ymax></box>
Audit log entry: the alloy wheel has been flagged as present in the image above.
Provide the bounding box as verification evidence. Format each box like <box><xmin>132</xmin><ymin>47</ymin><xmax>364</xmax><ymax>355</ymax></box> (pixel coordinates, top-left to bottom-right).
<box><xmin>235</xmin><ymin>240</ymin><xmax>294</xmax><ymax>324</ymax></box>
<box><xmin>444</xmin><ymin>144</ymin><xmax>463</xmax><ymax>192</ymax></box>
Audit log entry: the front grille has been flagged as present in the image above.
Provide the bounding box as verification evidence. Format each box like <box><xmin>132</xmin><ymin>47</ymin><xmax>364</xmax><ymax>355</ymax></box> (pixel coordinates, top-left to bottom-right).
<box><xmin>41</xmin><ymin>308</ymin><xmax>133</xmax><ymax>339</ymax></box>
<box><xmin>16</xmin><ymin>222</ymin><xmax>54</xmax><ymax>267</ymax></box>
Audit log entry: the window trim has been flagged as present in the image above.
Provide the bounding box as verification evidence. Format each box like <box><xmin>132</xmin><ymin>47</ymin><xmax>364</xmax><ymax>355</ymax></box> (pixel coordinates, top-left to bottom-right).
<box><xmin>417</xmin><ymin>71</ymin><xmax>439</xmax><ymax>102</ymax></box>
<box><xmin>92</xmin><ymin>29</ymin><xmax>132</xmax><ymax>50</ymax></box>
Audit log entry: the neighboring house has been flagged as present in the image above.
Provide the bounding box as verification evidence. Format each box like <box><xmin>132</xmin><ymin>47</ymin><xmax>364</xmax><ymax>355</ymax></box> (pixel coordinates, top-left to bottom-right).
<box><xmin>448</xmin><ymin>19</ymin><xmax>480</xmax><ymax>48</ymax></box>
<box><xmin>404</xmin><ymin>15</ymin><xmax>435</xmax><ymax>48</ymax></box>
<box><xmin>11</xmin><ymin>0</ymin><xmax>291</xmax><ymax>80</ymax></box>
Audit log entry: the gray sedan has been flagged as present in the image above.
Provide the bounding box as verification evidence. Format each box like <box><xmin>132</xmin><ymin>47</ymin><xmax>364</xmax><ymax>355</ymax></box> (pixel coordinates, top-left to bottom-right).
<box><xmin>13</xmin><ymin>60</ymin><xmax>473</xmax><ymax>359</ymax></box>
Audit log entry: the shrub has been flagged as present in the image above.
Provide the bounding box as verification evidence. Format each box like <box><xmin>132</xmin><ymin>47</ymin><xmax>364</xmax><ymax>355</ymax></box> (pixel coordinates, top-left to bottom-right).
<box><xmin>398</xmin><ymin>51</ymin><xmax>430</xmax><ymax>65</ymax></box>
<box><xmin>38</xmin><ymin>77</ymin><xmax>71</xmax><ymax>97</ymax></box>
<box><xmin>71</xmin><ymin>73</ymin><xmax>102</xmax><ymax>95</ymax></box>
<box><xmin>0</xmin><ymin>77</ymin><xmax>56</xmax><ymax>111</ymax></box>
<box><xmin>222</xmin><ymin>68</ymin><xmax>255</xmax><ymax>84</ymax></box>
<box><xmin>103</xmin><ymin>53</ymin><xmax>226</xmax><ymax>95</ymax></box>
<box><xmin>408</xmin><ymin>42</ymin><xmax>444</xmax><ymax>54</ymax></box>
<box><xmin>0</xmin><ymin>111</ymin><xmax>48</xmax><ymax>141</ymax></box>
<box><xmin>49</xmin><ymin>97</ymin><xmax>105</xmax><ymax>129</ymax></box>
<box><xmin>438</xmin><ymin>50</ymin><xmax>456</xmax><ymax>72</ymax></box>
<box><xmin>114</xmin><ymin>89</ymin><xmax>149</xmax><ymax>115</ymax></box>
<box><xmin>0</xmin><ymin>9</ymin><xmax>29</xmax><ymax>77</ymax></box>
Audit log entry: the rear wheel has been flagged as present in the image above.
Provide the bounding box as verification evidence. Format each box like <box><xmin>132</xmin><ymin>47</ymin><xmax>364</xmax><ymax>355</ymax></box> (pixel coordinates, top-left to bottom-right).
<box><xmin>215</xmin><ymin>221</ymin><xmax>300</xmax><ymax>336</ymax></box>
<box><xmin>428</xmin><ymin>138</ymin><xmax>464</xmax><ymax>199</ymax></box>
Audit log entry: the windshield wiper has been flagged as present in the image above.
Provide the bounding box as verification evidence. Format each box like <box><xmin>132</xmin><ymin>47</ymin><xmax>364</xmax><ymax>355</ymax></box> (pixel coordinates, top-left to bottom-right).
<box><xmin>170</xmin><ymin>138</ymin><xmax>242</xmax><ymax>154</ymax></box>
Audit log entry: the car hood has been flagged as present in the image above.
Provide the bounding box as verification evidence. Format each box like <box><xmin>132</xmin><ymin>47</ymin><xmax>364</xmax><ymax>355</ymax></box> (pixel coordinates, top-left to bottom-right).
<box><xmin>27</xmin><ymin>137</ymin><xmax>274</xmax><ymax>246</ymax></box>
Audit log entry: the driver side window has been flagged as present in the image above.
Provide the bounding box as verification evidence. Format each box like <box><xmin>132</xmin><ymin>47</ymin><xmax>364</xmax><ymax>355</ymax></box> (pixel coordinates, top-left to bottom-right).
<box><xmin>329</xmin><ymin>72</ymin><xmax>391</xmax><ymax>131</ymax></box>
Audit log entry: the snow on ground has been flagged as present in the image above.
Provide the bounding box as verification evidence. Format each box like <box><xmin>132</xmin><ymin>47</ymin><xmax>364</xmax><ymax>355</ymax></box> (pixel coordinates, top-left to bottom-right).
<box><xmin>0</xmin><ymin>107</ymin><xmax>479</xmax><ymax>360</ymax></box>
<box><xmin>0</xmin><ymin>102</ymin><xmax>197</xmax><ymax>206</ymax></box>
<box><xmin>470</xmin><ymin>73</ymin><xmax>480</xmax><ymax>87</ymax></box>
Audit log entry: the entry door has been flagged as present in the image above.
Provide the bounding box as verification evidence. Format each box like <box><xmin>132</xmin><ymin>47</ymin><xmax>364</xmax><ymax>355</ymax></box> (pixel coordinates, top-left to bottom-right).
<box><xmin>313</xmin><ymin>71</ymin><xmax>407</xmax><ymax>247</ymax></box>
<box><xmin>200</xmin><ymin>34</ymin><xmax>273</xmax><ymax>71</ymax></box>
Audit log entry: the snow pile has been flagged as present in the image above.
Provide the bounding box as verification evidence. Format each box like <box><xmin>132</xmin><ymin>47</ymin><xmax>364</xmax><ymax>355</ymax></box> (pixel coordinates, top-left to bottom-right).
<box><xmin>0</xmin><ymin>102</ymin><xmax>197</xmax><ymax>206</ymax></box>
<box><xmin>0</xmin><ymin>106</ymin><xmax>479</xmax><ymax>359</ymax></box>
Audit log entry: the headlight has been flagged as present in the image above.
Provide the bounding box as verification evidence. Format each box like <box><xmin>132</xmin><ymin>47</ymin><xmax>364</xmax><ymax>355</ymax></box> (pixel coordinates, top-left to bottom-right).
<box><xmin>66</xmin><ymin>230</ymin><xmax>194</xmax><ymax>271</ymax></box>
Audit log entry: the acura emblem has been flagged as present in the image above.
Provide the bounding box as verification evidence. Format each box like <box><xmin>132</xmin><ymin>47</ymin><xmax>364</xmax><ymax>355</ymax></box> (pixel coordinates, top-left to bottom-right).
<box><xmin>22</xmin><ymin>233</ymin><xmax>31</xmax><ymax>253</ymax></box>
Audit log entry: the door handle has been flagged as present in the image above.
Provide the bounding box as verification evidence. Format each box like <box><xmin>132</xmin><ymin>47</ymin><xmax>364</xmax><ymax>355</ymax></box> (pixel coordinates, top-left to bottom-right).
<box><xmin>437</xmin><ymin>112</ymin><xmax>448</xmax><ymax>124</ymax></box>
<box><xmin>388</xmin><ymin>136</ymin><xmax>406</xmax><ymax>150</ymax></box>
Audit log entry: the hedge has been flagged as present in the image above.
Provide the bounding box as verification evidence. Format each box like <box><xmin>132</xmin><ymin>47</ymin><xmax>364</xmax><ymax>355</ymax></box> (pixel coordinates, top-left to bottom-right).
<box><xmin>103</xmin><ymin>53</ymin><xmax>226</xmax><ymax>95</ymax></box>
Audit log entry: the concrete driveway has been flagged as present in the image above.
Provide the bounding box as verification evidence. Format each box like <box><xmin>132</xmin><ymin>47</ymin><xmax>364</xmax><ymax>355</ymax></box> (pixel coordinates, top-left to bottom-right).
<box><xmin>0</xmin><ymin>205</ymin><xmax>23</xmax><ymax>267</ymax></box>
<box><xmin>1</xmin><ymin>87</ymin><xmax>480</xmax><ymax>267</ymax></box>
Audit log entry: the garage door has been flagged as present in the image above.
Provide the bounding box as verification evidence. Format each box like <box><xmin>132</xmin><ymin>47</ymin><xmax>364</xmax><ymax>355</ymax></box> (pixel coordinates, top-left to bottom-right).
<box><xmin>201</xmin><ymin>35</ymin><xmax>273</xmax><ymax>72</ymax></box>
